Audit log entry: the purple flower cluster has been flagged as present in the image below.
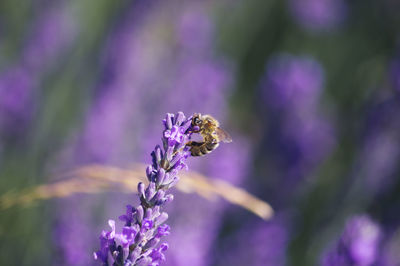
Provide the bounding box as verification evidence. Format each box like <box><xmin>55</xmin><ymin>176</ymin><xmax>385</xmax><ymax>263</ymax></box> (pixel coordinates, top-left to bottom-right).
<box><xmin>0</xmin><ymin>2</ymin><xmax>76</xmax><ymax>134</ymax></box>
<box><xmin>289</xmin><ymin>0</ymin><xmax>347</xmax><ymax>32</ymax></box>
<box><xmin>217</xmin><ymin>219</ymin><xmax>288</xmax><ymax>266</ymax></box>
<box><xmin>261</xmin><ymin>54</ymin><xmax>335</xmax><ymax>186</ymax></box>
<box><xmin>0</xmin><ymin>67</ymin><xmax>34</xmax><ymax>132</ymax></box>
<box><xmin>378</xmin><ymin>227</ymin><xmax>400</xmax><ymax>265</ymax></box>
<box><xmin>94</xmin><ymin>112</ymin><xmax>196</xmax><ymax>265</ymax></box>
<box><xmin>264</xmin><ymin>54</ymin><xmax>324</xmax><ymax>110</ymax></box>
<box><xmin>322</xmin><ymin>215</ymin><xmax>382</xmax><ymax>266</ymax></box>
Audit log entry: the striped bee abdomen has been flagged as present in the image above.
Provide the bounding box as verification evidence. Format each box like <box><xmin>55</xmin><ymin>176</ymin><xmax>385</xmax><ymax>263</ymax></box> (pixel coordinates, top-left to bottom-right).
<box><xmin>188</xmin><ymin>141</ymin><xmax>219</xmax><ymax>156</ymax></box>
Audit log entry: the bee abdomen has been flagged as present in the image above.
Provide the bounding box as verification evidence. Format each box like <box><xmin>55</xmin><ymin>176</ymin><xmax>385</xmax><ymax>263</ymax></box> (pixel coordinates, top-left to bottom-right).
<box><xmin>205</xmin><ymin>142</ymin><xmax>219</xmax><ymax>151</ymax></box>
<box><xmin>189</xmin><ymin>142</ymin><xmax>219</xmax><ymax>156</ymax></box>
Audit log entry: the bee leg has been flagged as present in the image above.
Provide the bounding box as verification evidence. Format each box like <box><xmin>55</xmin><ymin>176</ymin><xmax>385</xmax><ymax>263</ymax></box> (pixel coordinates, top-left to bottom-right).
<box><xmin>186</xmin><ymin>141</ymin><xmax>205</xmax><ymax>156</ymax></box>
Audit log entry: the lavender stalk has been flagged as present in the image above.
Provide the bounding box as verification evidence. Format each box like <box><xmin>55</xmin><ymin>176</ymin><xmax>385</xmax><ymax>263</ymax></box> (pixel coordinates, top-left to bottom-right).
<box><xmin>94</xmin><ymin>112</ymin><xmax>201</xmax><ymax>265</ymax></box>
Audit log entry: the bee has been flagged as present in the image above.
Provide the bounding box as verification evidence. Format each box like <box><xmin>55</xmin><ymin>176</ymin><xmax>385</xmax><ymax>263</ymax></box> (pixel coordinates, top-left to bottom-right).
<box><xmin>187</xmin><ymin>113</ymin><xmax>232</xmax><ymax>156</ymax></box>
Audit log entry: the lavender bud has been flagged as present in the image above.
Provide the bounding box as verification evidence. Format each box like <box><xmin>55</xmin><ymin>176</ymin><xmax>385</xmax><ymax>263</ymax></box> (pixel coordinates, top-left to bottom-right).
<box><xmin>169</xmin><ymin>153</ymin><xmax>184</xmax><ymax>168</ymax></box>
<box><xmin>156</xmin><ymin>168</ymin><xmax>166</xmax><ymax>185</ymax></box>
<box><xmin>181</xmin><ymin>119</ymin><xmax>192</xmax><ymax>132</ymax></box>
<box><xmin>144</xmin><ymin>237</ymin><xmax>160</xmax><ymax>250</ymax></box>
<box><xmin>144</xmin><ymin>208</ymin><xmax>153</xmax><ymax>220</ymax></box>
<box><xmin>155</xmin><ymin>212</ymin><xmax>168</xmax><ymax>227</ymax></box>
<box><xmin>145</xmin><ymin>182</ymin><xmax>156</xmax><ymax>200</ymax></box>
<box><xmin>137</xmin><ymin>182</ymin><xmax>145</xmax><ymax>196</ymax></box>
<box><xmin>162</xmin><ymin>137</ymin><xmax>168</xmax><ymax>151</ymax></box>
<box><xmin>136</xmin><ymin>257</ymin><xmax>152</xmax><ymax>266</ymax></box>
<box><xmin>146</xmin><ymin>166</ymin><xmax>154</xmax><ymax>181</ymax></box>
<box><xmin>143</xmin><ymin>227</ymin><xmax>155</xmax><ymax>240</ymax></box>
<box><xmin>160</xmin><ymin>173</ymin><xmax>170</xmax><ymax>186</ymax></box>
<box><xmin>151</xmin><ymin>206</ymin><xmax>161</xmax><ymax>219</ymax></box>
<box><xmin>151</xmin><ymin>190</ymin><xmax>165</xmax><ymax>205</ymax></box>
<box><xmin>123</xmin><ymin>247</ymin><xmax>129</xmax><ymax>261</ymax></box>
<box><xmin>165</xmin><ymin>146</ymin><xmax>174</xmax><ymax>161</ymax></box>
<box><xmin>163</xmin><ymin>194</ymin><xmax>174</xmax><ymax>204</ymax></box>
<box><xmin>136</xmin><ymin>206</ymin><xmax>144</xmax><ymax>224</ymax></box>
<box><xmin>174</xmin><ymin>111</ymin><xmax>185</xmax><ymax>125</ymax></box>
<box><xmin>165</xmin><ymin>113</ymin><xmax>173</xmax><ymax>129</ymax></box>
<box><xmin>130</xmin><ymin>246</ymin><xmax>142</xmax><ymax>262</ymax></box>
<box><xmin>154</xmin><ymin>145</ymin><xmax>162</xmax><ymax>163</ymax></box>
<box><xmin>135</xmin><ymin>232</ymin><xmax>144</xmax><ymax>245</ymax></box>
<box><xmin>161</xmin><ymin>172</ymin><xmax>174</xmax><ymax>186</ymax></box>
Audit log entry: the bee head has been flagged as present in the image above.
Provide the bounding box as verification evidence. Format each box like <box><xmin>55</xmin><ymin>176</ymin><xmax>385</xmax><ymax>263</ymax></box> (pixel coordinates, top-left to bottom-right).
<box><xmin>192</xmin><ymin>114</ymin><xmax>203</xmax><ymax>127</ymax></box>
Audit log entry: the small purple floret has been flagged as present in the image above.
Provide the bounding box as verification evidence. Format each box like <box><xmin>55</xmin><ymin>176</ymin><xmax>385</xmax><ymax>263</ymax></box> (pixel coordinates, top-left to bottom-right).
<box><xmin>156</xmin><ymin>224</ymin><xmax>171</xmax><ymax>238</ymax></box>
<box><xmin>149</xmin><ymin>243</ymin><xmax>169</xmax><ymax>264</ymax></box>
<box><xmin>119</xmin><ymin>205</ymin><xmax>134</xmax><ymax>225</ymax></box>
<box><xmin>142</xmin><ymin>219</ymin><xmax>154</xmax><ymax>232</ymax></box>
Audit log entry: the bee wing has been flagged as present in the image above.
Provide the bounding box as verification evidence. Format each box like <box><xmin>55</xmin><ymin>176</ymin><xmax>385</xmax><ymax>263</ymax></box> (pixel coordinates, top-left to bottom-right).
<box><xmin>215</xmin><ymin>127</ymin><xmax>232</xmax><ymax>143</ymax></box>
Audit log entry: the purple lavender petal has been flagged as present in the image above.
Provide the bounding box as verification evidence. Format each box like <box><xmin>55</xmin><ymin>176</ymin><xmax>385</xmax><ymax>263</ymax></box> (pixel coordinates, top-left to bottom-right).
<box><xmin>156</xmin><ymin>224</ymin><xmax>171</xmax><ymax>238</ymax></box>
<box><xmin>142</xmin><ymin>218</ymin><xmax>154</xmax><ymax>232</ymax></box>
<box><xmin>155</xmin><ymin>213</ymin><xmax>169</xmax><ymax>227</ymax></box>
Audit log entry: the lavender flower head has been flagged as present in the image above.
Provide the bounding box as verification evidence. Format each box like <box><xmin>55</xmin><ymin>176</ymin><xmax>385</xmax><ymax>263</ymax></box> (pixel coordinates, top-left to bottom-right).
<box><xmin>263</xmin><ymin>54</ymin><xmax>324</xmax><ymax>111</ymax></box>
<box><xmin>379</xmin><ymin>228</ymin><xmax>400</xmax><ymax>265</ymax></box>
<box><xmin>94</xmin><ymin>112</ymin><xmax>200</xmax><ymax>265</ymax></box>
<box><xmin>217</xmin><ymin>219</ymin><xmax>288</xmax><ymax>266</ymax></box>
<box><xmin>322</xmin><ymin>215</ymin><xmax>382</xmax><ymax>266</ymax></box>
<box><xmin>289</xmin><ymin>0</ymin><xmax>347</xmax><ymax>32</ymax></box>
<box><xmin>0</xmin><ymin>67</ymin><xmax>34</xmax><ymax>132</ymax></box>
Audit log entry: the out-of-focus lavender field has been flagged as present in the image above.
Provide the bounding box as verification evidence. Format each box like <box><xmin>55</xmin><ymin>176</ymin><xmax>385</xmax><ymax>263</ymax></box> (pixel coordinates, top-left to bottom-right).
<box><xmin>0</xmin><ymin>0</ymin><xmax>400</xmax><ymax>265</ymax></box>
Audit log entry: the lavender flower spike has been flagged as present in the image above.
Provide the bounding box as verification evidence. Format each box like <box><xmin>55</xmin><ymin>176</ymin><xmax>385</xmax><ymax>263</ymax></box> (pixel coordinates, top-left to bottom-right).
<box><xmin>322</xmin><ymin>215</ymin><xmax>381</xmax><ymax>266</ymax></box>
<box><xmin>94</xmin><ymin>112</ymin><xmax>200</xmax><ymax>265</ymax></box>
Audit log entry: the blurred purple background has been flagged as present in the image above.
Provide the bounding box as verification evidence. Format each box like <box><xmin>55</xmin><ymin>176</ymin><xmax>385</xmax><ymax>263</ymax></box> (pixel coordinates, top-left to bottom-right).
<box><xmin>0</xmin><ymin>0</ymin><xmax>400</xmax><ymax>265</ymax></box>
